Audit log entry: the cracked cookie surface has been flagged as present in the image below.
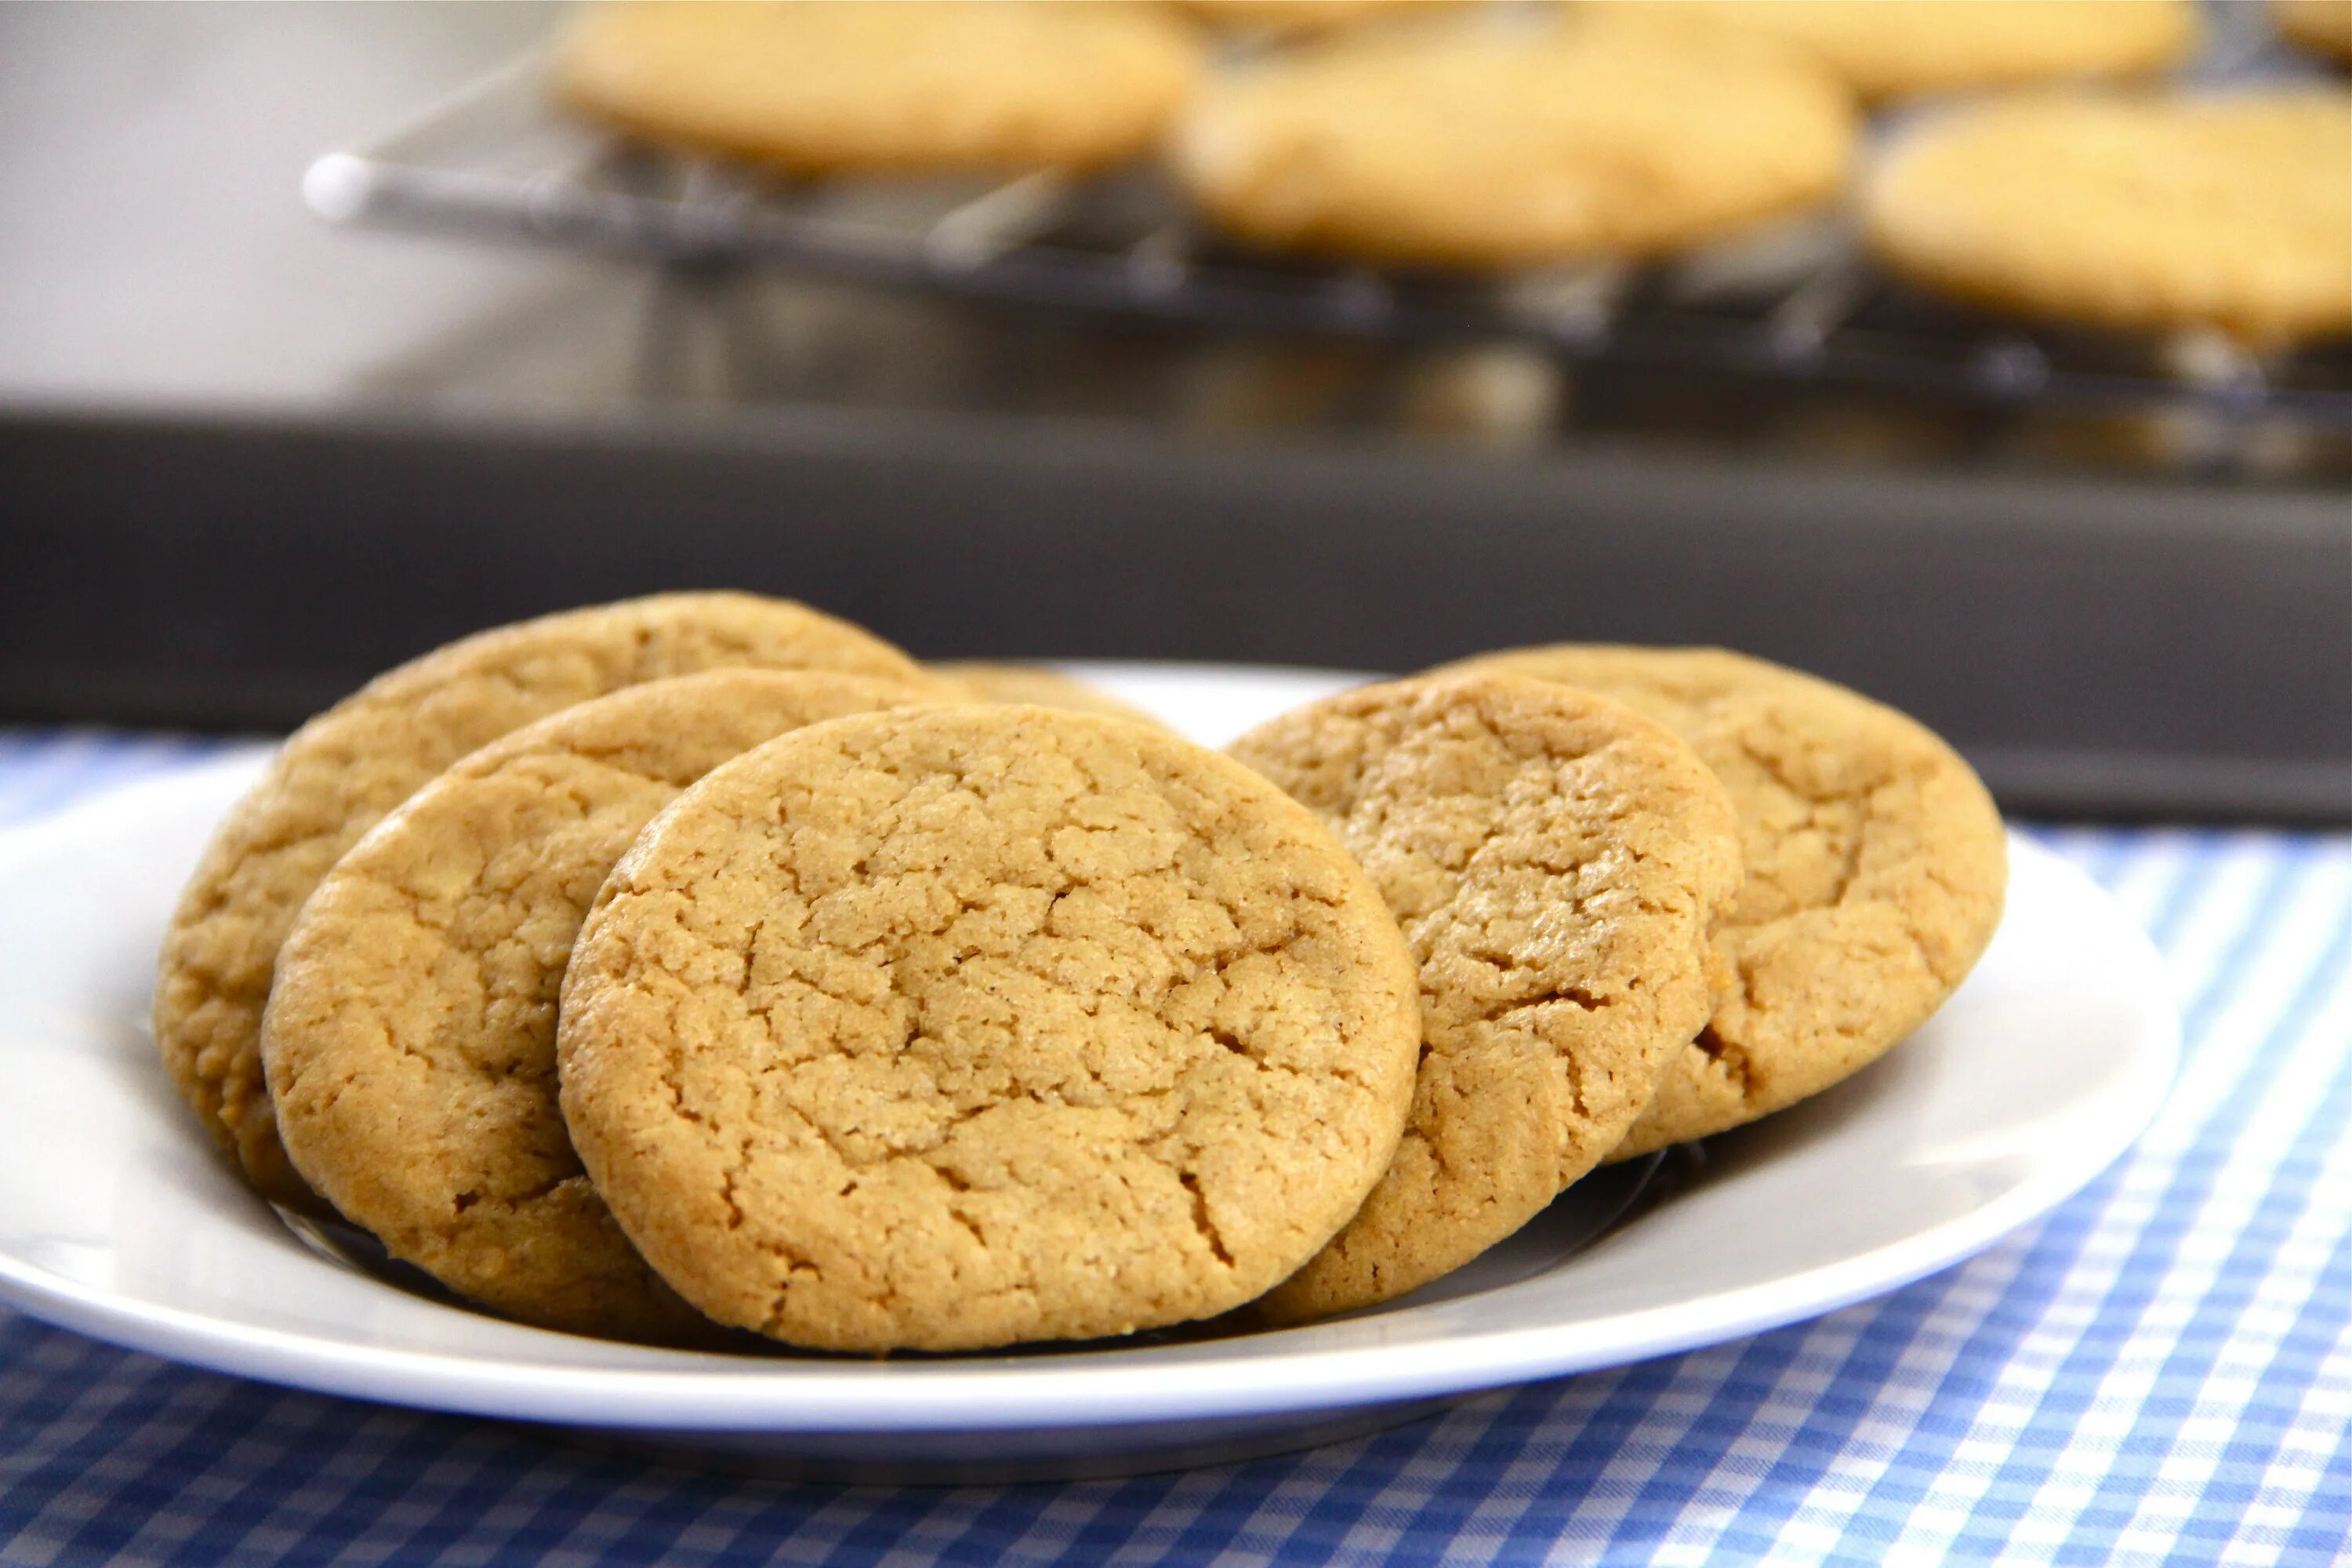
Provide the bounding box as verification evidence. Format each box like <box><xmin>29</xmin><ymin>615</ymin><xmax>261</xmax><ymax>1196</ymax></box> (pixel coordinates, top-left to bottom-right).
<box><xmin>556</xmin><ymin>706</ymin><xmax>1422</xmax><ymax>1352</ymax></box>
<box><xmin>1228</xmin><ymin>674</ymin><xmax>1742</xmax><ymax>1320</ymax></box>
<box><xmin>264</xmin><ymin>670</ymin><xmax>933</xmax><ymax>1342</ymax></box>
<box><xmin>155</xmin><ymin>593</ymin><xmax>934</xmax><ymax>1206</ymax></box>
<box><xmin>1431</xmin><ymin>647</ymin><xmax>2006</xmax><ymax>1159</ymax></box>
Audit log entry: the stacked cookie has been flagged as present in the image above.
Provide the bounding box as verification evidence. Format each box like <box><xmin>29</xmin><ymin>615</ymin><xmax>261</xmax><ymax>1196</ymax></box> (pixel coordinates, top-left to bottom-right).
<box><xmin>551</xmin><ymin>1</ymin><xmax>2350</xmax><ymax>350</ymax></box>
<box><xmin>155</xmin><ymin>596</ymin><xmax>2005</xmax><ymax>1352</ymax></box>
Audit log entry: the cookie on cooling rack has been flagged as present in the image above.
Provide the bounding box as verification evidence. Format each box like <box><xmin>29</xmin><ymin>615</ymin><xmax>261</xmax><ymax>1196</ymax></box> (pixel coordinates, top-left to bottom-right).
<box><xmin>556</xmin><ymin>705</ymin><xmax>1424</xmax><ymax>1352</ymax></box>
<box><xmin>1588</xmin><ymin>1</ymin><xmax>2197</xmax><ymax>101</ymax></box>
<box><xmin>153</xmin><ymin>593</ymin><xmax>933</xmax><ymax>1207</ymax></box>
<box><xmin>1177</xmin><ymin>0</ymin><xmax>1479</xmax><ymax>36</ymax></box>
<box><xmin>1428</xmin><ymin>646</ymin><xmax>2007</xmax><ymax>1162</ymax></box>
<box><xmin>1861</xmin><ymin>89</ymin><xmax>2352</xmax><ymax>346</ymax></box>
<box><xmin>263</xmin><ymin>670</ymin><xmax>935</xmax><ymax>1343</ymax></box>
<box><xmin>1168</xmin><ymin>12</ymin><xmax>1856</xmax><ymax>270</ymax></box>
<box><xmin>1228</xmin><ymin>674</ymin><xmax>1742</xmax><ymax>1320</ymax></box>
<box><xmin>556</xmin><ymin>2</ymin><xmax>1202</xmax><ymax>176</ymax></box>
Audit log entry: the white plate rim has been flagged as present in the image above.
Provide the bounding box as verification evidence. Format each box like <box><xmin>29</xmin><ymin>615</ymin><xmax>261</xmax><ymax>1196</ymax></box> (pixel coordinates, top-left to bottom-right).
<box><xmin>0</xmin><ymin>705</ymin><xmax>2179</xmax><ymax>1434</ymax></box>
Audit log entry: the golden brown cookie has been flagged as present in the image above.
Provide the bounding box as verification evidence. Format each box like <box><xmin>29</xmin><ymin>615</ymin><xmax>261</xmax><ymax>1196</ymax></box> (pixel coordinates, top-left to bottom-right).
<box><xmin>1428</xmin><ymin>647</ymin><xmax>2007</xmax><ymax>1160</ymax></box>
<box><xmin>1227</xmin><ymin>674</ymin><xmax>1742</xmax><ymax>1319</ymax></box>
<box><xmin>263</xmin><ymin>670</ymin><xmax>933</xmax><ymax>1342</ymax></box>
<box><xmin>557</xmin><ymin>1</ymin><xmax>1203</xmax><ymax>176</ymax></box>
<box><xmin>1862</xmin><ymin>89</ymin><xmax>2352</xmax><ymax>346</ymax></box>
<box><xmin>2273</xmin><ymin>0</ymin><xmax>2352</xmax><ymax>64</ymax></box>
<box><xmin>155</xmin><ymin>593</ymin><xmax>932</xmax><ymax>1206</ymax></box>
<box><xmin>556</xmin><ymin>705</ymin><xmax>1423</xmax><ymax>1352</ymax></box>
<box><xmin>1592</xmin><ymin>1</ymin><xmax>2197</xmax><ymax>101</ymax></box>
<box><xmin>930</xmin><ymin>662</ymin><xmax>1167</xmax><ymax>728</ymax></box>
<box><xmin>1169</xmin><ymin>14</ymin><xmax>1857</xmax><ymax>268</ymax></box>
<box><xmin>1178</xmin><ymin>0</ymin><xmax>1479</xmax><ymax>37</ymax></box>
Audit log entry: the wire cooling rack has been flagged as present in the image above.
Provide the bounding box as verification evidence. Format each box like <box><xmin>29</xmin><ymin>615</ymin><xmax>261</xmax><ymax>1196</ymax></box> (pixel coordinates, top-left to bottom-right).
<box><xmin>305</xmin><ymin>54</ymin><xmax>2352</xmax><ymax>430</ymax></box>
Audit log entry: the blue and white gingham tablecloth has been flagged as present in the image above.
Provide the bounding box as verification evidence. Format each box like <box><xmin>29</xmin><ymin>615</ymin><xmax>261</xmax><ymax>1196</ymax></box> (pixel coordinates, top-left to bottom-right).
<box><xmin>1</xmin><ymin>731</ymin><xmax>2346</xmax><ymax>1568</ymax></box>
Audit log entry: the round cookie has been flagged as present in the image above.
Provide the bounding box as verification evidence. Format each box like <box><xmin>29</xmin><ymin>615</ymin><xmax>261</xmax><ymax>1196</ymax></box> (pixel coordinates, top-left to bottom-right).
<box><xmin>1862</xmin><ymin>89</ymin><xmax>2352</xmax><ymax>346</ymax></box>
<box><xmin>556</xmin><ymin>705</ymin><xmax>1424</xmax><ymax>1352</ymax></box>
<box><xmin>1178</xmin><ymin>0</ymin><xmax>1480</xmax><ymax>37</ymax></box>
<box><xmin>2273</xmin><ymin>0</ymin><xmax>2352</xmax><ymax>65</ymax></box>
<box><xmin>1169</xmin><ymin>14</ymin><xmax>1857</xmax><ymax>269</ymax></box>
<box><xmin>930</xmin><ymin>662</ymin><xmax>1167</xmax><ymax>728</ymax></box>
<box><xmin>154</xmin><ymin>593</ymin><xmax>932</xmax><ymax>1206</ymax></box>
<box><xmin>1428</xmin><ymin>647</ymin><xmax>2007</xmax><ymax>1160</ymax></box>
<box><xmin>556</xmin><ymin>1</ymin><xmax>1203</xmax><ymax>176</ymax></box>
<box><xmin>1227</xmin><ymin>674</ymin><xmax>1742</xmax><ymax>1320</ymax></box>
<box><xmin>1591</xmin><ymin>2</ymin><xmax>2197</xmax><ymax>101</ymax></box>
<box><xmin>263</xmin><ymin>670</ymin><xmax>933</xmax><ymax>1342</ymax></box>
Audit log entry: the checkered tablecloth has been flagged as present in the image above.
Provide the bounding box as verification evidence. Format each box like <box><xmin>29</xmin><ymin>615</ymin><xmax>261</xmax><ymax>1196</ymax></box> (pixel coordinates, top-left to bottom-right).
<box><xmin>1</xmin><ymin>730</ymin><xmax>2346</xmax><ymax>1568</ymax></box>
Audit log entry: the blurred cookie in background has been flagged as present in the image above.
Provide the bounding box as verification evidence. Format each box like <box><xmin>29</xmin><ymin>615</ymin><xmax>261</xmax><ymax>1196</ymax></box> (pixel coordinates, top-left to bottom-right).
<box><xmin>2270</xmin><ymin>0</ymin><xmax>2352</xmax><ymax>64</ymax></box>
<box><xmin>1170</xmin><ymin>13</ymin><xmax>1857</xmax><ymax>270</ymax></box>
<box><xmin>1862</xmin><ymin>89</ymin><xmax>2352</xmax><ymax>346</ymax></box>
<box><xmin>1586</xmin><ymin>1</ymin><xmax>2197</xmax><ymax>101</ymax></box>
<box><xmin>1177</xmin><ymin>0</ymin><xmax>1483</xmax><ymax>37</ymax></box>
<box><xmin>557</xmin><ymin>2</ymin><xmax>1203</xmax><ymax>176</ymax></box>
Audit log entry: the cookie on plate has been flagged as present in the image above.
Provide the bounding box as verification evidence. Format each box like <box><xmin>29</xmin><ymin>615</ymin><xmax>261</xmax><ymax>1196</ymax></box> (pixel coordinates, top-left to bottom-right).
<box><xmin>557</xmin><ymin>705</ymin><xmax>1423</xmax><ymax>1352</ymax></box>
<box><xmin>1591</xmin><ymin>1</ymin><xmax>2197</xmax><ymax>101</ymax></box>
<box><xmin>154</xmin><ymin>593</ymin><xmax>932</xmax><ymax>1206</ymax></box>
<box><xmin>557</xmin><ymin>1</ymin><xmax>1203</xmax><ymax>176</ymax></box>
<box><xmin>1169</xmin><ymin>13</ymin><xmax>1856</xmax><ymax>269</ymax></box>
<box><xmin>1228</xmin><ymin>674</ymin><xmax>1742</xmax><ymax>1319</ymax></box>
<box><xmin>1429</xmin><ymin>646</ymin><xmax>2006</xmax><ymax>1160</ymax></box>
<box><xmin>930</xmin><ymin>662</ymin><xmax>1167</xmax><ymax>728</ymax></box>
<box><xmin>263</xmin><ymin>670</ymin><xmax>934</xmax><ymax>1342</ymax></box>
<box><xmin>1862</xmin><ymin>89</ymin><xmax>2352</xmax><ymax>346</ymax></box>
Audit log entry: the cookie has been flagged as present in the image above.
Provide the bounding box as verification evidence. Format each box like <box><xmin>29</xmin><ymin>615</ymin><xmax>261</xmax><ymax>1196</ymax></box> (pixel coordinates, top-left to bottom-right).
<box><xmin>1594</xmin><ymin>1</ymin><xmax>2196</xmax><ymax>101</ymax></box>
<box><xmin>263</xmin><ymin>670</ymin><xmax>933</xmax><ymax>1341</ymax></box>
<box><xmin>1428</xmin><ymin>647</ymin><xmax>2006</xmax><ymax>1160</ymax></box>
<box><xmin>556</xmin><ymin>2</ymin><xmax>1203</xmax><ymax>176</ymax></box>
<box><xmin>1862</xmin><ymin>89</ymin><xmax>2352</xmax><ymax>345</ymax></box>
<box><xmin>1169</xmin><ymin>14</ymin><xmax>1856</xmax><ymax>269</ymax></box>
<box><xmin>1228</xmin><ymin>674</ymin><xmax>1742</xmax><ymax>1319</ymax></box>
<box><xmin>930</xmin><ymin>662</ymin><xmax>1167</xmax><ymax>728</ymax></box>
<box><xmin>2273</xmin><ymin>0</ymin><xmax>2352</xmax><ymax>64</ymax></box>
<box><xmin>155</xmin><ymin>593</ymin><xmax>933</xmax><ymax>1206</ymax></box>
<box><xmin>1178</xmin><ymin>0</ymin><xmax>1479</xmax><ymax>37</ymax></box>
<box><xmin>556</xmin><ymin>705</ymin><xmax>1423</xmax><ymax>1352</ymax></box>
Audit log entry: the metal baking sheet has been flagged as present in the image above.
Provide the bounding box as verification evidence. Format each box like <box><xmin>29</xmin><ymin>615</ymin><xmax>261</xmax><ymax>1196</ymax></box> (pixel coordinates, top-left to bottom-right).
<box><xmin>3</xmin><ymin>405</ymin><xmax>2344</xmax><ymax>822</ymax></box>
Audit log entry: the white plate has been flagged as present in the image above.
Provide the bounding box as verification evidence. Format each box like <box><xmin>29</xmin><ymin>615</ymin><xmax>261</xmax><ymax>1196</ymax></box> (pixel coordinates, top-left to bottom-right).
<box><xmin>0</xmin><ymin>664</ymin><xmax>2177</xmax><ymax>1483</ymax></box>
